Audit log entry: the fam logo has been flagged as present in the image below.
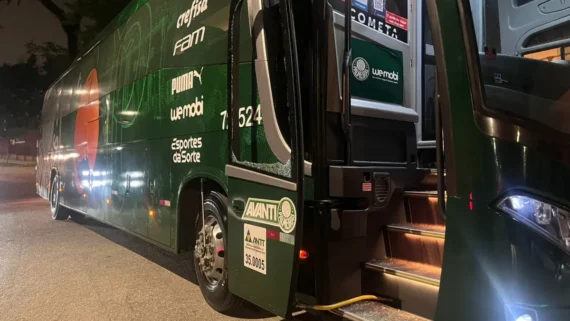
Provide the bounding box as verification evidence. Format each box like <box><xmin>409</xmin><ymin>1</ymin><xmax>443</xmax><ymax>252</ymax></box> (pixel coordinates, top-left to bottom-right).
<box><xmin>352</xmin><ymin>57</ymin><xmax>370</xmax><ymax>81</ymax></box>
<box><xmin>242</xmin><ymin>197</ymin><xmax>297</xmax><ymax>234</ymax></box>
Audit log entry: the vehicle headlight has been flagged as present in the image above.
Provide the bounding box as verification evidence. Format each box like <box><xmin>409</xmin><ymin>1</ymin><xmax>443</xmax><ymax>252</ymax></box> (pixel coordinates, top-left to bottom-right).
<box><xmin>497</xmin><ymin>194</ymin><xmax>570</xmax><ymax>250</ymax></box>
<box><xmin>505</xmin><ymin>304</ymin><xmax>539</xmax><ymax>321</ymax></box>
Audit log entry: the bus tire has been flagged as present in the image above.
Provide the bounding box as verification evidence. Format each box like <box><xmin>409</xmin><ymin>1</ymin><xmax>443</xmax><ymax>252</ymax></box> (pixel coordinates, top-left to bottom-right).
<box><xmin>193</xmin><ymin>191</ymin><xmax>244</xmax><ymax>313</ymax></box>
<box><xmin>49</xmin><ymin>177</ymin><xmax>69</xmax><ymax>221</ymax></box>
<box><xmin>69</xmin><ymin>211</ymin><xmax>86</xmax><ymax>223</ymax></box>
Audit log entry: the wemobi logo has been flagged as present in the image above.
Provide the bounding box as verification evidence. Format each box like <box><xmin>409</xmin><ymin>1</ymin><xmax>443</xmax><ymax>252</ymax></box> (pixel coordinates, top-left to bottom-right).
<box><xmin>372</xmin><ymin>68</ymin><xmax>399</xmax><ymax>82</ymax></box>
<box><xmin>170</xmin><ymin>96</ymin><xmax>204</xmax><ymax>121</ymax></box>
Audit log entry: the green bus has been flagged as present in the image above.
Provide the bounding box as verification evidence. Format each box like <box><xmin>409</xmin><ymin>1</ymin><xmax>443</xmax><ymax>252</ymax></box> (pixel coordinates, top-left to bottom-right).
<box><xmin>36</xmin><ymin>0</ymin><xmax>570</xmax><ymax>320</ymax></box>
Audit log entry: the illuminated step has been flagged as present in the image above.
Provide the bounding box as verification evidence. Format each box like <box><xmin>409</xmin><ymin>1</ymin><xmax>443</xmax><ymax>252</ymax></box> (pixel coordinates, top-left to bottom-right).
<box><xmin>387</xmin><ymin>223</ymin><xmax>445</xmax><ymax>240</ymax></box>
<box><xmin>333</xmin><ymin>301</ymin><xmax>429</xmax><ymax>321</ymax></box>
<box><xmin>419</xmin><ymin>169</ymin><xmax>439</xmax><ymax>188</ymax></box>
<box><xmin>404</xmin><ymin>190</ymin><xmax>438</xmax><ymax>198</ymax></box>
<box><xmin>365</xmin><ymin>258</ymin><xmax>441</xmax><ymax>287</ymax></box>
<box><xmin>405</xmin><ymin>190</ymin><xmax>445</xmax><ymax>226</ymax></box>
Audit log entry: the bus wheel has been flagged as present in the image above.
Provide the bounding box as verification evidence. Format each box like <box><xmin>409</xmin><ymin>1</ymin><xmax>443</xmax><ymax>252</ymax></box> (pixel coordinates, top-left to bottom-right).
<box><xmin>50</xmin><ymin>177</ymin><xmax>69</xmax><ymax>221</ymax></box>
<box><xmin>193</xmin><ymin>192</ymin><xmax>243</xmax><ymax>312</ymax></box>
<box><xmin>69</xmin><ymin>211</ymin><xmax>86</xmax><ymax>223</ymax></box>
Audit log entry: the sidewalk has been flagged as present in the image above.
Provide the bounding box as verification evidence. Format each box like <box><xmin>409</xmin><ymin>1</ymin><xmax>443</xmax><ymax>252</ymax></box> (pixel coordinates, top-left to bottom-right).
<box><xmin>0</xmin><ymin>155</ymin><xmax>36</xmax><ymax>167</ymax></box>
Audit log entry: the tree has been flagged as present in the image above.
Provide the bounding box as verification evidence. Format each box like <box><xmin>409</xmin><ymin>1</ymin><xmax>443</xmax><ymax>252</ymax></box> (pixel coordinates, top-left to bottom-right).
<box><xmin>73</xmin><ymin>0</ymin><xmax>132</xmax><ymax>48</ymax></box>
<box><xmin>26</xmin><ymin>42</ymin><xmax>69</xmax><ymax>87</ymax></box>
<box><xmin>0</xmin><ymin>56</ymin><xmax>43</xmax><ymax>130</ymax></box>
<box><xmin>1</xmin><ymin>0</ymin><xmax>131</xmax><ymax>60</ymax></box>
<box><xmin>0</xmin><ymin>42</ymin><xmax>68</xmax><ymax>131</ymax></box>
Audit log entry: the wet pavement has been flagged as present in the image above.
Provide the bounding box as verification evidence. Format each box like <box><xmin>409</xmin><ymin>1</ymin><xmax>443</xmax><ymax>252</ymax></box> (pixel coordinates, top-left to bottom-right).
<box><xmin>0</xmin><ymin>166</ymin><xmax>285</xmax><ymax>321</ymax></box>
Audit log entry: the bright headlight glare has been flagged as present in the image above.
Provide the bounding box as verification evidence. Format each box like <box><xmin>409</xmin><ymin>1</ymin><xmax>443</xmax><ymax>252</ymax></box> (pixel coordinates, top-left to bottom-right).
<box><xmin>497</xmin><ymin>194</ymin><xmax>570</xmax><ymax>249</ymax></box>
<box><xmin>515</xmin><ymin>314</ymin><xmax>533</xmax><ymax>321</ymax></box>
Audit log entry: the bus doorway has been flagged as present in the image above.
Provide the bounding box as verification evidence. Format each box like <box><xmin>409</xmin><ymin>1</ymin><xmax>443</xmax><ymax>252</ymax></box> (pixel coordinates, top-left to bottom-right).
<box><xmin>328</xmin><ymin>0</ymin><xmax>438</xmax><ymax>168</ymax></box>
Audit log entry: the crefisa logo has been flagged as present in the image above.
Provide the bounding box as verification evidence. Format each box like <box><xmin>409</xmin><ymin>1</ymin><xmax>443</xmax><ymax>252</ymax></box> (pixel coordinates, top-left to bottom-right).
<box><xmin>352</xmin><ymin>57</ymin><xmax>370</xmax><ymax>81</ymax></box>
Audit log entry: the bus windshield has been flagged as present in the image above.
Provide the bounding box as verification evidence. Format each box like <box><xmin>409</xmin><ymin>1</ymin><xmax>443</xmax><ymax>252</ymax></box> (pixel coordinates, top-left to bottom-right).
<box><xmin>470</xmin><ymin>0</ymin><xmax>570</xmax><ymax>135</ymax></box>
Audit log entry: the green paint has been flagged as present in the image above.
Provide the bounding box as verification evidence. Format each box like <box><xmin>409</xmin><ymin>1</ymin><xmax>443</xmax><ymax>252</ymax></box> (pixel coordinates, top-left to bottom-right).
<box><xmin>227</xmin><ymin>179</ymin><xmax>298</xmax><ymax>318</ymax></box>
<box><xmin>37</xmin><ymin>0</ymin><xmax>302</xmax><ymax>317</ymax></box>
<box><xmin>36</xmin><ymin>0</ymin><xmax>265</xmax><ymax>247</ymax></box>
<box><xmin>350</xmin><ymin>37</ymin><xmax>404</xmax><ymax>105</ymax></box>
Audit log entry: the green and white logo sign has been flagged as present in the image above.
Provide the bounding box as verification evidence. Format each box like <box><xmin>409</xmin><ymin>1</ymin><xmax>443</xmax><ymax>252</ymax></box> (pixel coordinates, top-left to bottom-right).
<box><xmin>243</xmin><ymin>197</ymin><xmax>297</xmax><ymax>233</ymax></box>
<box><xmin>350</xmin><ymin>38</ymin><xmax>404</xmax><ymax>105</ymax></box>
<box><xmin>352</xmin><ymin>57</ymin><xmax>370</xmax><ymax>81</ymax></box>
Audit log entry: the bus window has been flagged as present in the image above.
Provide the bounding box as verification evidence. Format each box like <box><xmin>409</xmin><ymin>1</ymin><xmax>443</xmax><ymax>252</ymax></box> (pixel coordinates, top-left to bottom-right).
<box><xmin>524</xmin><ymin>48</ymin><xmax>563</xmax><ymax>62</ymax></box>
<box><xmin>263</xmin><ymin>0</ymin><xmax>291</xmax><ymax>147</ymax></box>
<box><xmin>523</xmin><ymin>20</ymin><xmax>570</xmax><ymax>49</ymax></box>
<box><xmin>230</xmin><ymin>1</ymin><xmax>293</xmax><ymax>179</ymax></box>
<box><xmin>471</xmin><ymin>0</ymin><xmax>570</xmax><ymax>135</ymax></box>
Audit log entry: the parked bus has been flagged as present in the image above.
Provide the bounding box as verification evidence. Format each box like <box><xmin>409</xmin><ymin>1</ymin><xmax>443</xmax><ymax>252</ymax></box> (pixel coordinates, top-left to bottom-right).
<box><xmin>37</xmin><ymin>0</ymin><xmax>570</xmax><ymax>320</ymax></box>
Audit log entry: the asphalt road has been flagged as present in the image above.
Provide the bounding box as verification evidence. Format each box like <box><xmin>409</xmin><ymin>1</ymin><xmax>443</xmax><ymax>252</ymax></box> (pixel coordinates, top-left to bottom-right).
<box><xmin>0</xmin><ymin>166</ymin><xmax>287</xmax><ymax>321</ymax></box>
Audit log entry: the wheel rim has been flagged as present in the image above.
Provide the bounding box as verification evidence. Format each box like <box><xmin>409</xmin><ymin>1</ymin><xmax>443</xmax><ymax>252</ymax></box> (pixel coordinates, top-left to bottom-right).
<box><xmin>195</xmin><ymin>214</ymin><xmax>225</xmax><ymax>288</ymax></box>
<box><xmin>50</xmin><ymin>181</ymin><xmax>58</xmax><ymax>218</ymax></box>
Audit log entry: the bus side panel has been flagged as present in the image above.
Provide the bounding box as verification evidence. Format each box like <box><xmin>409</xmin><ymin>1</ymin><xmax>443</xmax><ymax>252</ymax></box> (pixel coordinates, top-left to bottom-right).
<box><xmin>37</xmin><ymin>86</ymin><xmax>60</xmax><ymax>199</ymax></box>
<box><xmin>59</xmin><ymin>110</ymin><xmax>82</xmax><ymax>213</ymax></box>
<box><xmin>38</xmin><ymin>0</ymin><xmax>245</xmax><ymax>250</ymax></box>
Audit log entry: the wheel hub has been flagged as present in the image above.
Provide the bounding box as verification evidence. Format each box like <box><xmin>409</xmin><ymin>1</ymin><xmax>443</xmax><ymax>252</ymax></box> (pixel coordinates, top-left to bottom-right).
<box><xmin>50</xmin><ymin>182</ymin><xmax>58</xmax><ymax>215</ymax></box>
<box><xmin>195</xmin><ymin>215</ymin><xmax>225</xmax><ymax>286</ymax></box>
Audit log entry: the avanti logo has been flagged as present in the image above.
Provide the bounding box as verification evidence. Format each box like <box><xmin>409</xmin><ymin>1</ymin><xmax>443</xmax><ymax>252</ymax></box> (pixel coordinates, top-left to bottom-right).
<box><xmin>242</xmin><ymin>197</ymin><xmax>297</xmax><ymax>234</ymax></box>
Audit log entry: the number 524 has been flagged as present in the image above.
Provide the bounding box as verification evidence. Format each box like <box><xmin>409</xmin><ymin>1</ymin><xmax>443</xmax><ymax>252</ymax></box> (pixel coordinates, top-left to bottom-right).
<box><xmin>220</xmin><ymin>105</ymin><xmax>262</xmax><ymax>130</ymax></box>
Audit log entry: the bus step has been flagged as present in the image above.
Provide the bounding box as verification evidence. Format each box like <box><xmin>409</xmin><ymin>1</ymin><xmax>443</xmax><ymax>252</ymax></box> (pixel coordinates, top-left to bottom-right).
<box><xmin>333</xmin><ymin>300</ymin><xmax>429</xmax><ymax>321</ymax></box>
<box><xmin>403</xmin><ymin>190</ymin><xmax>438</xmax><ymax>198</ymax></box>
<box><xmin>405</xmin><ymin>190</ymin><xmax>444</xmax><ymax>226</ymax></box>
<box><xmin>365</xmin><ymin>258</ymin><xmax>441</xmax><ymax>287</ymax></box>
<box><xmin>387</xmin><ymin>223</ymin><xmax>445</xmax><ymax>240</ymax></box>
<box><xmin>419</xmin><ymin>169</ymin><xmax>439</xmax><ymax>189</ymax></box>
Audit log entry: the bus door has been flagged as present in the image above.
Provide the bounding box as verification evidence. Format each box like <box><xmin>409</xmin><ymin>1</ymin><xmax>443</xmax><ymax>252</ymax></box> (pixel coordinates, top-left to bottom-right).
<box><xmin>430</xmin><ymin>1</ymin><xmax>570</xmax><ymax>320</ymax></box>
<box><xmin>328</xmin><ymin>0</ymin><xmax>422</xmax><ymax>165</ymax></box>
<box><xmin>225</xmin><ymin>0</ymin><xmax>305</xmax><ymax>318</ymax></box>
<box><xmin>330</xmin><ymin>0</ymin><xmax>414</xmax><ymax>109</ymax></box>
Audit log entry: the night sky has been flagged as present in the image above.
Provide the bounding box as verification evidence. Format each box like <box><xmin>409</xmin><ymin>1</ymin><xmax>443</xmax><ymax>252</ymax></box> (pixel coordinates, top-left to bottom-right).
<box><xmin>0</xmin><ymin>0</ymin><xmax>66</xmax><ymax>65</ymax></box>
